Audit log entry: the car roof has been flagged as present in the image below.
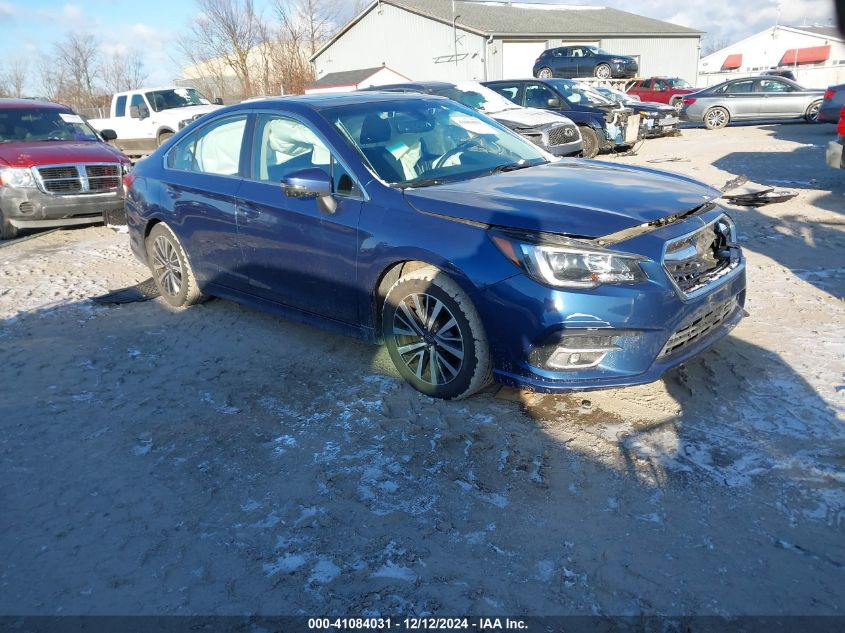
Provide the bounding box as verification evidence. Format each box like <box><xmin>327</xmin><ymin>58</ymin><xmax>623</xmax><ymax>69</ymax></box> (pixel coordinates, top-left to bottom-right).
<box><xmin>230</xmin><ymin>91</ymin><xmax>447</xmax><ymax>111</ymax></box>
<box><xmin>0</xmin><ymin>98</ymin><xmax>71</xmax><ymax>110</ymax></box>
<box><xmin>361</xmin><ymin>81</ymin><xmax>457</xmax><ymax>92</ymax></box>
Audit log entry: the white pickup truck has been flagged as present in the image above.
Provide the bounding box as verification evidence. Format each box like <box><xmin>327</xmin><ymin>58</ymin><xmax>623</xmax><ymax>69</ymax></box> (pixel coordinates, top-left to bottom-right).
<box><xmin>88</xmin><ymin>86</ymin><xmax>223</xmax><ymax>157</ymax></box>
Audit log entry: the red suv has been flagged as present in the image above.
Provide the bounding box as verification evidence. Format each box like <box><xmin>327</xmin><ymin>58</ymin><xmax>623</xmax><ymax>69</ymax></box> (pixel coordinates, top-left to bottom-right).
<box><xmin>627</xmin><ymin>77</ymin><xmax>697</xmax><ymax>110</ymax></box>
<box><xmin>0</xmin><ymin>99</ymin><xmax>130</xmax><ymax>239</ymax></box>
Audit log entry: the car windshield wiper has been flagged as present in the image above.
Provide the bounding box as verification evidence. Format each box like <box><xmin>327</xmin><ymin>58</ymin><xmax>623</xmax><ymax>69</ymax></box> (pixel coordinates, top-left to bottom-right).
<box><xmin>398</xmin><ymin>177</ymin><xmax>448</xmax><ymax>189</ymax></box>
<box><xmin>481</xmin><ymin>160</ymin><xmax>545</xmax><ymax>177</ymax></box>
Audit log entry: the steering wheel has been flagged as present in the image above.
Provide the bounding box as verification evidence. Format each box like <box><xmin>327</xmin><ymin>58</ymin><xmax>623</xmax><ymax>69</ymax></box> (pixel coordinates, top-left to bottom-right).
<box><xmin>432</xmin><ymin>137</ymin><xmax>486</xmax><ymax>170</ymax></box>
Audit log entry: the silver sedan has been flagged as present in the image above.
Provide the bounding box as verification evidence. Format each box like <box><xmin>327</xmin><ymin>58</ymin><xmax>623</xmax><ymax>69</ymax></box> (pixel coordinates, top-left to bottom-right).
<box><xmin>681</xmin><ymin>77</ymin><xmax>824</xmax><ymax>129</ymax></box>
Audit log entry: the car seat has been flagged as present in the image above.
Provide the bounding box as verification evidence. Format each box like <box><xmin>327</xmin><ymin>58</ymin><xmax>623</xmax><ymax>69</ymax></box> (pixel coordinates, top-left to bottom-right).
<box><xmin>358</xmin><ymin>114</ymin><xmax>405</xmax><ymax>182</ymax></box>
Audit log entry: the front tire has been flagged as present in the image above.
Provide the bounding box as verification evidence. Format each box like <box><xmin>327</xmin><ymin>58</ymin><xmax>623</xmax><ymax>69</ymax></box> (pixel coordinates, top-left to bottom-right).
<box><xmin>145</xmin><ymin>223</ymin><xmax>206</xmax><ymax>308</ymax></box>
<box><xmin>578</xmin><ymin>126</ymin><xmax>599</xmax><ymax>158</ymax></box>
<box><xmin>537</xmin><ymin>67</ymin><xmax>553</xmax><ymax>79</ymax></box>
<box><xmin>382</xmin><ymin>266</ymin><xmax>491</xmax><ymax>400</ymax></box>
<box><xmin>594</xmin><ymin>63</ymin><xmax>611</xmax><ymax>79</ymax></box>
<box><xmin>704</xmin><ymin>106</ymin><xmax>730</xmax><ymax>130</ymax></box>
<box><xmin>0</xmin><ymin>209</ymin><xmax>19</xmax><ymax>240</ymax></box>
<box><xmin>805</xmin><ymin>100</ymin><xmax>821</xmax><ymax>123</ymax></box>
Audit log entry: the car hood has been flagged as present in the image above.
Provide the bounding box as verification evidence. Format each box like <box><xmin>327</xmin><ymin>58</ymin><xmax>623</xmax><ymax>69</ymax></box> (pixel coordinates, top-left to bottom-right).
<box><xmin>0</xmin><ymin>141</ymin><xmax>128</xmax><ymax>168</ymax></box>
<box><xmin>491</xmin><ymin>107</ymin><xmax>574</xmax><ymax>128</ymax></box>
<box><xmin>404</xmin><ymin>160</ymin><xmax>720</xmax><ymax>238</ymax></box>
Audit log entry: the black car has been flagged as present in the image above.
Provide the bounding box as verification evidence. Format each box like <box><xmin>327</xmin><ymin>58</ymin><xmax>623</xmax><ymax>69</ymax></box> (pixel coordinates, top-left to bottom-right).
<box><xmin>533</xmin><ymin>45</ymin><xmax>639</xmax><ymax>79</ymax></box>
<box><xmin>484</xmin><ymin>78</ymin><xmax>641</xmax><ymax>158</ymax></box>
<box><xmin>589</xmin><ymin>85</ymin><xmax>681</xmax><ymax>138</ymax></box>
<box><xmin>362</xmin><ymin>81</ymin><xmax>582</xmax><ymax>157</ymax></box>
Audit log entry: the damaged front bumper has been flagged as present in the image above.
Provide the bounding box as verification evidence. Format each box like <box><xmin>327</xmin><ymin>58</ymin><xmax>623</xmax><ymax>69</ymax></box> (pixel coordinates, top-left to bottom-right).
<box><xmin>475</xmin><ymin>208</ymin><xmax>747</xmax><ymax>393</ymax></box>
<box><xmin>604</xmin><ymin>109</ymin><xmax>642</xmax><ymax>147</ymax></box>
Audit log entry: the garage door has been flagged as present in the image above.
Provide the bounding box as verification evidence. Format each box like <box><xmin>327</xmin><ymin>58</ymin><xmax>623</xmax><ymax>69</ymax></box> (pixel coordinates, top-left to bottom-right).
<box><xmin>502</xmin><ymin>41</ymin><xmax>547</xmax><ymax>79</ymax></box>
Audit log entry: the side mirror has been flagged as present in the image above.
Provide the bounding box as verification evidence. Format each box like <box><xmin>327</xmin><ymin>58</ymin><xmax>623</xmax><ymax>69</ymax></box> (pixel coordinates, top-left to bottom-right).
<box><xmin>547</xmin><ymin>98</ymin><xmax>561</xmax><ymax>108</ymax></box>
<box><xmin>213</xmin><ymin>97</ymin><xmax>224</xmax><ymax>105</ymax></box>
<box><xmin>129</xmin><ymin>105</ymin><xmax>140</xmax><ymax>119</ymax></box>
<box><xmin>280</xmin><ymin>168</ymin><xmax>333</xmax><ymax>200</ymax></box>
<box><xmin>100</xmin><ymin>129</ymin><xmax>118</xmax><ymax>141</ymax></box>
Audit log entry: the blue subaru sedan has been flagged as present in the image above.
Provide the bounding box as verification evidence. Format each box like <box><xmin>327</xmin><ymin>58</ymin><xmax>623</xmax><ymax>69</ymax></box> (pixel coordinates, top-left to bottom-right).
<box><xmin>125</xmin><ymin>92</ymin><xmax>746</xmax><ymax>399</ymax></box>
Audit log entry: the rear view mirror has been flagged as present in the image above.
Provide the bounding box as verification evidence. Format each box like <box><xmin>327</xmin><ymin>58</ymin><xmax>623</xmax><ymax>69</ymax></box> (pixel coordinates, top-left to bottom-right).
<box><xmin>129</xmin><ymin>105</ymin><xmax>148</xmax><ymax>119</ymax></box>
<box><xmin>281</xmin><ymin>168</ymin><xmax>332</xmax><ymax>199</ymax></box>
<box><xmin>547</xmin><ymin>98</ymin><xmax>561</xmax><ymax>108</ymax></box>
<box><xmin>100</xmin><ymin>129</ymin><xmax>117</xmax><ymax>141</ymax></box>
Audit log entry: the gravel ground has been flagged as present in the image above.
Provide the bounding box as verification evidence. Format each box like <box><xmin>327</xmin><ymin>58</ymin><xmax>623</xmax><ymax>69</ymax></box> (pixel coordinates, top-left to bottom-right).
<box><xmin>1</xmin><ymin>123</ymin><xmax>843</xmax><ymax>618</ymax></box>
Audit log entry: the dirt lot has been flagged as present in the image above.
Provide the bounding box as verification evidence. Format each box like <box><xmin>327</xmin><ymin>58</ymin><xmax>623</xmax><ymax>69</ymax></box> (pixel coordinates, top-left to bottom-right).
<box><xmin>1</xmin><ymin>123</ymin><xmax>843</xmax><ymax>619</ymax></box>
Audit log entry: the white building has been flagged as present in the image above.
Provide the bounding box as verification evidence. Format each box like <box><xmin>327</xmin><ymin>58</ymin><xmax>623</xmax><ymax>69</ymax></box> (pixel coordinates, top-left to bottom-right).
<box><xmin>311</xmin><ymin>0</ymin><xmax>703</xmax><ymax>86</ymax></box>
<box><xmin>699</xmin><ymin>25</ymin><xmax>845</xmax><ymax>88</ymax></box>
<box><xmin>304</xmin><ymin>66</ymin><xmax>410</xmax><ymax>94</ymax></box>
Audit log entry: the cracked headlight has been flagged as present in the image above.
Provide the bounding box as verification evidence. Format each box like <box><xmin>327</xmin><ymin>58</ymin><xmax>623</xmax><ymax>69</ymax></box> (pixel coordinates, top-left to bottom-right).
<box><xmin>491</xmin><ymin>231</ymin><xmax>647</xmax><ymax>289</ymax></box>
<box><xmin>0</xmin><ymin>167</ymin><xmax>36</xmax><ymax>188</ymax></box>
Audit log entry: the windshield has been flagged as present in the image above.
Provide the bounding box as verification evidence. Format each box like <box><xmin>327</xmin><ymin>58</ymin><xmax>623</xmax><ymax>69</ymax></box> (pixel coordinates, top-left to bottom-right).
<box><xmin>326</xmin><ymin>98</ymin><xmax>549</xmax><ymax>187</ymax></box>
<box><xmin>547</xmin><ymin>80</ymin><xmax>614</xmax><ymax>106</ymax></box>
<box><xmin>430</xmin><ymin>82</ymin><xmax>521</xmax><ymax>115</ymax></box>
<box><xmin>667</xmin><ymin>78</ymin><xmax>693</xmax><ymax>89</ymax></box>
<box><xmin>144</xmin><ymin>88</ymin><xmax>211</xmax><ymax>112</ymax></box>
<box><xmin>594</xmin><ymin>86</ymin><xmax>633</xmax><ymax>104</ymax></box>
<box><xmin>0</xmin><ymin>108</ymin><xmax>101</xmax><ymax>143</ymax></box>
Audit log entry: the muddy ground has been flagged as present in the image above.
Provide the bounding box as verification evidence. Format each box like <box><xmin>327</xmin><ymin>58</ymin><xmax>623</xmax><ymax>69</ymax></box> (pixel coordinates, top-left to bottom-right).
<box><xmin>1</xmin><ymin>123</ymin><xmax>843</xmax><ymax>618</ymax></box>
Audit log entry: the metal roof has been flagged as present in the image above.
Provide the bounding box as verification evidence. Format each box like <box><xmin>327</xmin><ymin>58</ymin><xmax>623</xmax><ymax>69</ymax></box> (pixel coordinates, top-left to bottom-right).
<box><xmin>308</xmin><ymin>66</ymin><xmax>387</xmax><ymax>88</ymax></box>
<box><xmin>786</xmin><ymin>25</ymin><xmax>844</xmax><ymax>41</ymax></box>
<box><xmin>313</xmin><ymin>1</ymin><xmax>702</xmax><ymax>61</ymax></box>
<box><xmin>388</xmin><ymin>0</ymin><xmax>701</xmax><ymax>36</ymax></box>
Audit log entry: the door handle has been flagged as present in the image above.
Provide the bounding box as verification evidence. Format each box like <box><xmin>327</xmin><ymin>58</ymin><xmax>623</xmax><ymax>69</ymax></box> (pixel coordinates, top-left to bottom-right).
<box><xmin>239</xmin><ymin>203</ymin><xmax>261</xmax><ymax>220</ymax></box>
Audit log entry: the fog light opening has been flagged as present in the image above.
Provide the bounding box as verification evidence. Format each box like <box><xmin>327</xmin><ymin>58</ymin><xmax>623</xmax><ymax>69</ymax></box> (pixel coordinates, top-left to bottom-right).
<box><xmin>544</xmin><ymin>334</ymin><xmax>620</xmax><ymax>370</ymax></box>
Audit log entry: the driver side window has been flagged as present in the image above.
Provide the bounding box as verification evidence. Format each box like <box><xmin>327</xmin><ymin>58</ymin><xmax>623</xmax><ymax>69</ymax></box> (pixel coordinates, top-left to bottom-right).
<box><xmin>252</xmin><ymin>114</ymin><xmax>359</xmax><ymax>197</ymax></box>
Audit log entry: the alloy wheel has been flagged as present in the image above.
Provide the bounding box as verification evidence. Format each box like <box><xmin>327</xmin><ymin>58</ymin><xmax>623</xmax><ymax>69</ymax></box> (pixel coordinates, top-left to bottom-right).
<box><xmin>706</xmin><ymin>108</ymin><xmax>728</xmax><ymax>129</ymax></box>
<box><xmin>392</xmin><ymin>292</ymin><xmax>464</xmax><ymax>386</ymax></box>
<box><xmin>806</xmin><ymin>102</ymin><xmax>820</xmax><ymax>122</ymax></box>
<box><xmin>152</xmin><ymin>235</ymin><xmax>183</xmax><ymax>296</ymax></box>
<box><xmin>538</xmin><ymin>68</ymin><xmax>553</xmax><ymax>79</ymax></box>
<box><xmin>595</xmin><ymin>64</ymin><xmax>611</xmax><ymax>79</ymax></box>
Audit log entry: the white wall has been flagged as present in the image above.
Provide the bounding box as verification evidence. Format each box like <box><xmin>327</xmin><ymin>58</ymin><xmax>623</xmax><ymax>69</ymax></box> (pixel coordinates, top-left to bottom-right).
<box><xmin>600</xmin><ymin>37</ymin><xmax>701</xmax><ymax>85</ymax></box>
<box><xmin>698</xmin><ymin>27</ymin><xmax>845</xmax><ymax>88</ymax></box>
<box><xmin>313</xmin><ymin>3</ymin><xmax>487</xmax><ymax>83</ymax></box>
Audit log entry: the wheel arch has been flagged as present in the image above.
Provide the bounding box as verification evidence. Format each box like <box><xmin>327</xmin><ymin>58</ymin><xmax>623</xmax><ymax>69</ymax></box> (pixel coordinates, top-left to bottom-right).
<box><xmin>370</xmin><ymin>255</ymin><xmax>479</xmax><ymax>341</ymax></box>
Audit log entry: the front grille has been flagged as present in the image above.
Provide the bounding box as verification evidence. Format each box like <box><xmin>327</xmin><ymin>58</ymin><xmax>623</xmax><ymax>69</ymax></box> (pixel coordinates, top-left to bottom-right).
<box><xmin>547</xmin><ymin>124</ymin><xmax>578</xmax><ymax>146</ymax></box>
<box><xmin>86</xmin><ymin>164</ymin><xmax>120</xmax><ymax>191</ymax></box>
<box><xmin>35</xmin><ymin>164</ymin><xmax>121</xmax><ymax>195</ymax></box>
<box><xmin>659</xmin><ymin>297</ymin><xmax>737</xmax><ymax>358</ymax></box>
<box><xmin>664</xmin><ymin>217</ymin><xmax>736</xmax><ymax>296</ymax></box>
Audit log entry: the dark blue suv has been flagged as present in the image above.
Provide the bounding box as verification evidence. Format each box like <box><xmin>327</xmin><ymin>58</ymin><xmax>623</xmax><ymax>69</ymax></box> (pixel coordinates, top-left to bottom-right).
<box><xmin>126</xmin><ymin>93</ymin><xmax>745</xmax><ymax>399</ymax></box>
<box><xmin>484</xmin><ymin>79</ymin><xmax>641</xmax><ymax>157</ymax></box>
<box><xmin>533</xmin><ymin>45</ymin><xmax>638</xmax><ymax>79</ymax></box>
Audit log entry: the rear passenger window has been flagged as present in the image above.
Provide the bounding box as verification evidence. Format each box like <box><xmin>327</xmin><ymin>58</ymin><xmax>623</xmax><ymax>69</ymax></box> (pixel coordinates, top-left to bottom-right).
<box><xmin>166</xmin><ymin>114</ymin><xmax>247</xmax><ymax>176</ymax></box>
<box><xmin>489</xmin><ymin>84</ymin><xmax>520</xmax><ymax>104</ymax></box>
<box><xmin>115</xmin><ymin>95</ymin><xmax>127</xmax><ymax>117</ymax></box>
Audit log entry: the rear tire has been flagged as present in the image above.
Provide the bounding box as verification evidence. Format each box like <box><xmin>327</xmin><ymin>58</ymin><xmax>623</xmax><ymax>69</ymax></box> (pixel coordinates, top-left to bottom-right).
<box><xmin>703</xmin><ymin>106</ymin><xmax>730</xmax><ymax>130</ymax></box>
<box><xmin>670</xmin><ymin>96</ymin><xmax>683</xmax><ymax>112</ymax></box>
<box><xmin>537</xmin><ymin>67</ymin><xmax>553</xmax><ymax>79</ymax></box>
<box><xmin>145</xmin><ymin>223</ymin><xmax>207</xmax><ymax>308</ymax></box>
<box><xmin>578</xmin><ymin>126</ymin><xmax>599</xmax><ymax>158</ymax></box>
<box><xmin>594</xmin><ymin>63</ymin><xmax>611</xmax><ymax>79</ymax></box>
<box><xmin>382</xmin><ymin>266</ymin><xmax>491</xmax><ymax>400</ymax></box>
<box><xmin>805</xmin><ymin>100</ymin><xmax>822</xmax><ymax>123</ymax></box>
<box><xmin>0</xmin><ymin>209</ymin><xmax>19</xmax><ymax>240</ymax></box>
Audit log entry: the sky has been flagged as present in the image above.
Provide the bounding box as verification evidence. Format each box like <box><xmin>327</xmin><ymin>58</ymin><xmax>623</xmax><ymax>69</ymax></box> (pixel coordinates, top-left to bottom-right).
<box><xmin>0</xmin><ymin>0</ymin><xmax>838</xmax><ymax>94</ymax></box>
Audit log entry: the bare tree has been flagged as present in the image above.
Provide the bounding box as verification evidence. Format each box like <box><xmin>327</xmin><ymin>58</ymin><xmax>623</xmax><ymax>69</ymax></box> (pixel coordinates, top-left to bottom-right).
<box><xmin>181</xmin><ymin>0</ymin><xmax>262</xmax><ymax>99</ymax></box>
<box><xmin>101</xmin><ymin>51</ymin><xmax>147</xmax><ymax>93</ymax></box>
<box><xmin>52</xmin><ymin>33</ymin><xmax>100</xmax><ymax>110</ymax></box>
<box><xmin>701</xmin><ymin>36</ymin><xmax>731</xmax><ymax>57</ymax></box>
<box><xmin>6</xmin><ymin>57</ymin><xmax>28</xmax><ymax>98</ymax></box>
<box><xmin>275</xmin><ymin>0</ymin><xmax>338</xmax><ymax>57</ymax></box>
